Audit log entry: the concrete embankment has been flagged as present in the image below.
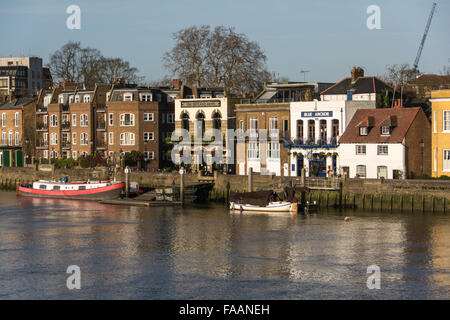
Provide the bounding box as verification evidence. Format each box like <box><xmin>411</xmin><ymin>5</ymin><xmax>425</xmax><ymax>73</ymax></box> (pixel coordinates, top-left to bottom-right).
<box><xmin>1</xmin><ymin>167</ymin><xmax>450</xmax><ymax>213</ymax></box>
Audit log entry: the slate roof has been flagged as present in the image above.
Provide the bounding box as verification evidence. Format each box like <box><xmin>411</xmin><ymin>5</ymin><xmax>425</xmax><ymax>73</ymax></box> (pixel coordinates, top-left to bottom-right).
<box><xmin>321</xmin><ymin>77</ymin><xmax>394</xmax><ymax>95</ymax></box>
<box><xmin>0</xmin><ymin>97</ymin><xmax>35</xmax><ymax>110</ymax></box>
<box><xmin>339</xmin><ymin>107</ymin><xmax>422</xmax><ymax>144</ymax></box>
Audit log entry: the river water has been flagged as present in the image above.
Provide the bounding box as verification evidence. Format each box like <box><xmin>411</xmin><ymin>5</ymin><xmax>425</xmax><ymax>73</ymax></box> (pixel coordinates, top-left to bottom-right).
<box><xmin>0</xmin><ymin>191</ymin><xmax>449</xmax><ymax>299</ymax></box>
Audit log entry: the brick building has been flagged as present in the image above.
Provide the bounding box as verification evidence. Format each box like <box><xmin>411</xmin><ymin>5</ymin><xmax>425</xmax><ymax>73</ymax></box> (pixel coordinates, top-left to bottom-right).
<box><xmin>34</xmin><ymin>80</ymin><xmax>176</xmax><ymax>170</ymax></box>
<box><xmin>0</xmin><ymin>97</ymin><xmax>36</xmax><ymax>167</ymax></box>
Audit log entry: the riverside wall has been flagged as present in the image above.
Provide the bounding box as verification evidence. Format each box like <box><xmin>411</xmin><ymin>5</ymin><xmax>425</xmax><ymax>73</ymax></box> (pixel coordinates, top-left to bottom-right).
<box><xmin>1</xmin><ymin>167</ymin><xmax>450</xmax><ymax>213</ymax></box>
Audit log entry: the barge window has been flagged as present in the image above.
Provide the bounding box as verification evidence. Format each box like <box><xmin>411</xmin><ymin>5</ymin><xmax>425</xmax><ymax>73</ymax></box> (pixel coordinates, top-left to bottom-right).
<box><xmin>53</xmin><ymin>186</ymin><xmax>60</xmax><ymax>190</ymax></box>
<box><xmin>78</xmin><ymin>186</ymin><xmax>86</xmax><ymax>190</ymax></box>
<box><xmin>39</xmin><ymin>185</ymin><xmax>47</xmax><ymax>190</ymax></box>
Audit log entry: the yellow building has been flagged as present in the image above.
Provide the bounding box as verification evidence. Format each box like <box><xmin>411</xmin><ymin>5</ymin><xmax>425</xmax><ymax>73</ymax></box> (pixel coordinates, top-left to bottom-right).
<box><xmin>431</xmin><ymin>90</ymin><xmax>450</xmax><ymax>177</ymax></box>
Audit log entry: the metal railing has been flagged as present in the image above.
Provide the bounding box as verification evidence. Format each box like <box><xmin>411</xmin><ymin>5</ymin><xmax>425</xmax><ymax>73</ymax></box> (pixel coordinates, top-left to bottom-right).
<box><xmin>61</xmin><ymin>121</ymin><xmax>71</xmax><ymax>130</ymax></box>
<box><xmin>290</xmin><ymin>137</ymin><xmax>338</xmax><ymax>147</ymax></box>
<box><xmin>36</xmin><ymin>123</ymin><xmax>48</xmax><ymax>130</ymax></box>
<box><xmin>240</xmin><ymin>98</ymin><xmax>297</xmax><ymax>104</ymax></box>
<box><xmin>305</xmin><ymin>177</ymin><xmax>340</xmax><ymax>190</ymax></box>
<box><xmin>36</xmin><ymin>140</ymin><xmax>49</xmax><ymax>148</ymax></box>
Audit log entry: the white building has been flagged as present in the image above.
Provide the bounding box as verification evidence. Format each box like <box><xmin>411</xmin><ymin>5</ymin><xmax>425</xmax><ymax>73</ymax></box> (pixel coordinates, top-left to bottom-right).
<box><xmin>338</xmin><ymin>107</ymin><xmax>431</xmax><ymax>179</ymax></box>
<box><xmin>288</xmin><ymin>100</ymin><xmax>375</xmax><ymax>177</ymax></box>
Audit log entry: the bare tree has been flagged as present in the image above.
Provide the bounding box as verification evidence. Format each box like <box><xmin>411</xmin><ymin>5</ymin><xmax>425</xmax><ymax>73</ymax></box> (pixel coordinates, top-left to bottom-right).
<box><xmin>163</xmin><ymin>25</ymin><xmax>269</xmax><ymax>95</ymax></box>
<box><xmin>48</xmin><ymin>41</ymin><xmax>142</xmax><ymax>87</ymax></box>
<box><xmin>441</xmin><ymin>65</ymin><xmax>450</xmax><ymax>76</ymax></box>
<box><xmin>163</xmin><ymin>25</ymin><xmax>211</xmax><ymax>87</ymax></box>
<box><xmin>383</xmin><ymin>63</ymin><xmax>418</xmax><ymax>86</ymax></box>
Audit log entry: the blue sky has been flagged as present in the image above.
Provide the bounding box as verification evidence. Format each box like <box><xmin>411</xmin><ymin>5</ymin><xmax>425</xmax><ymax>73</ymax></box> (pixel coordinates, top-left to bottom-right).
<box><xmin>1</xmin><ymin>0</ymin><xmax>449</xmax><ymax>83</ymax></box>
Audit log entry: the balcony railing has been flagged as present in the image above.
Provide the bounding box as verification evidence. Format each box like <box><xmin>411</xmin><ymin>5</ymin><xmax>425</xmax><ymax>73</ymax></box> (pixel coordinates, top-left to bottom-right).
<box><xmin>240</xmin><ymin>98</ymin><xmax>297</xmax><ymax>104</ymax></box>
<box><xmin>36</xmin><ymin>123</ymin><xmax>48</xmax><ymax>130</ymax></box>
<box><xmin>96</xmin><ymin>121</ymin><xmax>106</xmax><ymax>130</ymax></box>
<box><xmin>289</xmin><ymin>137</ymin><xmax>338</xmax><ymax>148</ymax></box>
<box><xmin>61</xmin><ymin>121</ymin><xmax>71</xmax><ymax>130</ymax></box>
<box><xmin>36</xmin><ymin>140</ymin><xmax>49</xmax><ymax>148</ymax></box>
<box><xmin>62</xmin><ymin>141</ymin><xmax>71</xmax><ymax>149</ymax></box>
<box><xmin>96</xmin><ymin>140</ymin><xmax>107</xmax><ymax>149</ymax></box>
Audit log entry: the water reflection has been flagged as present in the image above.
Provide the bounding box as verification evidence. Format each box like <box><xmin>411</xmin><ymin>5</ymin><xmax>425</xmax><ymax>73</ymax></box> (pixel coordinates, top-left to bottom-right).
<box><xmin>0</xmin><ymin>191</ymin><xmax>449</xmax><ymax>299</ymax></box>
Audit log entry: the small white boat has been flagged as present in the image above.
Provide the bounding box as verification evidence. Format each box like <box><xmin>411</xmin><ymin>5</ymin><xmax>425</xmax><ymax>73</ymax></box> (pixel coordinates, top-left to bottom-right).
<box><xmin>230</xmin><ymin>201</ymin><xmax>297</xmax><ymax>213</ymax></box>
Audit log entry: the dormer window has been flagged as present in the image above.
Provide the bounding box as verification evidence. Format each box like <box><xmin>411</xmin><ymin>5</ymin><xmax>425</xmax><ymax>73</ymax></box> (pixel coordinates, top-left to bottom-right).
<box><xmin>69</xmin><ymin>95</ymin><xmax>74</xmax><ymax>103</ymax></box>
<box><xmin>186</xmin><ymin>95</ymin><xmax>194</xmax><ymax>99</ymax></box>
<box><xmin>140</xmin><ymin>94</ymin><xmax>152</xmax><ymax>102</ymax></box>
<box><xmin>83</xmin><ymin>95</ymin><xmax>90</xmax><ymax>103</ymax></box>
<box><xmin>75</xmin><ymin>95</ymin><xmax>80</xmax><ymax>103</ymax></box>
<box><xmin>58</xmin><ymin>95</ymin><xmax>64</xmax><ymax>104</ymax></box>
<box><xmin>124</xmin><ymin>93</ymin><xmax>133</xmax><ymax>101</ymax></box>
<box><xmin>359</xmin><ymin>126</ymin><xmax>368</xmax><ymax>136</ymax></box>
<box><xmin>381</xmin><ymin>126</ymin><xmax>391</xmax><ymax>135</ymax></box>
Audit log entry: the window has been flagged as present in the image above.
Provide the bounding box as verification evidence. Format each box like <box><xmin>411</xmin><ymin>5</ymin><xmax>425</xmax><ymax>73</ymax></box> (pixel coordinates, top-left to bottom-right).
<box><xmin>444</xmin><ymin>111</ymin><xmax>450</xmax><ymax>132</ymax></box>
<box><xmin>444</xmin><ymin>150</ymin><xmax>450</xmax><ymax>171</ymax></box>
<box><xmin>359</xmin><ymin>126</ymin><xmax>368</xmax><ymax>136</ymax></box>
<box><xmin>109</xmin><ymin>132</ymin><xmax>114</xmax><ymax>145</ymax></box>
<box><xmin>109</xmin><ymin>113</ymin><xmax>113</xmax><ymax>126</ymax></box>
<box><xmin>39</xmin><ymin>185</ymin><xmax>47</xmax><ymax>190</ymax></box>
<box><xmin>72</xmin><ymin>132</ymin><xmax>77</xmax><ymax>145</ymax></box>
<box><xmin>356</xmin><ymin>145</ymin><xmax>366</xmax><ymax>155</ymax></box>
<box><xmin>144</xmin><ymin>151</ymin><xmax>154</xmax><ymax>160</ymax></box>
<box><xmin>50</xmin><ymin>115</ymin><xmax>58</xmax><ymax>127</ymax></box>
<box><xmin>283</xmin><ymin>119</ymin><xmax>289</xmax><ymax>134</ymax></box>
<box><xmin>381</xmin><ymin>126</ymin><xmax>390</xmax><ymax>135</ymax></box>
<box><xmin>15</xmin><ymin>131</ymin><xmax>19</xmax><ymax>145</ymax></box>
<box><xmin>80</xmin><ymin>114</ymin><xmax>88</xmax><ymax>127</ymax></box>
<box><xmin>144</xmin><ymin>113</ymin><xmax>154</xmax><ymax>121</ymax></box>
<box><xmin>249</xmin><ymin>118</ymin><xmax>258</xmax><ymax>130</ymax></box>
<box><xmin>83</xmin><ymin>95</ymin><xmax>90</xmax><ymax>103</ymax></box>
<box><xmin>267</xmin><ymin>142</ymin><xmax>280</xmax><ymax>159</ymax></box>
<box><xmin>59</xmin><ymin>95</ymin><xmax>64</xmax><ymax>104</ymax></box>
<box><xmin>120</xmin><ymin>113</ymin><xmax>135</xmax><ymax>126</ymax></box>
<box><xmin>247</xmin><ymin>142</ymin><xmax>260</xmax><ymax>159</ymax></box>
<box><xmin>50</xmin><ymin>133</ymin><xmax>58</xmax><ymax>145</ymax></box>
<box><xmin>44</xmin><ymin>115</ymin><xmax>48</xmax><ymax>126</ymax></box>
<box><xmin>120</xmin><ymin>132</ymin><xmax>135</xmax><ymax>145</ymax></box>
<box><xmin>433</xmin><ymin>111</ymin><xmax>437</xmax><ymax>133</ymax></box>
<box><xmin>356</xmin><ymin>165</ymin><xmax>366</xmax><ymax>178</ymax></box>
<box><xmin>167</xmin><ymin>114</ymin><xmax>175</xmax><ymax>123</ymax></box>
<box><xmin>377</xmin><ymin>145</ymin><xmax>388</xmax><ymax>155</ymax></box>
<box><xmin>72</xmin><ymin>151</ymin><xmax>77</xmax><ymax>160</ymax></box>
<box><xmin>74</xmin><ymin>95</ymin><xmax>80</xmax><ymax>103</ymax></box>
<box><xmin>434</xmin><ymin>148</ymin><xmax>437</xmax><ymax>172</ymax></box>
<box><xmin>124</xmin><ymin>93</ymin><xmax>133</xmax><ymax>101</ymax></box>
<box><xmin>14</xmin><ymin>112</ymin><xmax>19</xmax><ymax>127</ymax></box>
<box><xmin>80</xmin><ymin>133</ymin><xmax>88</xmax><ymax>145</ymax></box>
<box><xmin>8</xmin><ymin>130</ymin><xmax>12</xmax><ymax>146</ymax></box>
<box><xmin>239</xmin><ymin>120</ymin><xmax>244</xmax><ymax>131</ymax></box>
<box><xmin>1</xmin><ymin>113</ymin><xmax>5</xmax><ymax>127</ymax></box>
<box><xmin>140</xmin><ymin>94</ymin><xmax>152</xmax><ymax>102</ymax></box>
<box><xmin>69</xmin><ymin>95</ymin><xmax>74</xmax><ymax>103</ymax></box>
<box><xmin>269</xmin><ymin>117</ymin><xmax>278</xmax><ymax>137</ymax></box>
<box><xmin>72</xmin><ymin>114</ymin><xmax>77</xmax><ymax>126</ymax></box>
<box><xmin>144</xmin><ymin>132</ymin><xmax>154</xmax><ymax>141</ymax></box>
<box><xmin>1</xmin><ymin>131</ymin><xmax>5</xmax><ymax>144</ymax></box>
<box><xmin>81</xmin><ymin>151</ymin><xmax>88</xmax><ymax>157</ymax></box>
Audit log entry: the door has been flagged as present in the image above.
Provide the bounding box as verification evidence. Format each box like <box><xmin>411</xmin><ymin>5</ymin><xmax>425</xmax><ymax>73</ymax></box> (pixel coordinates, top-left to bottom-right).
<box><xmin>377</xmin><ymin>166</ymin><xmax>388</xmax><ymax>179</ymax></box>
<box><xmin>3</xmin><ymin>150</ymin><xmax>10</xmax><ymax>167</ymax></box>
<box><xmin>17</xmin><ymin>150</ymin><xmax>23</xmax><ymax>167</ymax></box>
<box><xmin>297</xmin><ymin>157</ymin><xmax>304</xmax><ymax>176</ymax></box>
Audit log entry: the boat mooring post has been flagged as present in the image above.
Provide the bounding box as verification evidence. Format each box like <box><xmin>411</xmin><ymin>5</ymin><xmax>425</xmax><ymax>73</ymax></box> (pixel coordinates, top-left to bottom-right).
<box><xmin>180</xmin><ymin>167</ymin><xmax>185</xmax><ymax>205</ymax></box>
<box><xmin>124</xmin><ymin>166</ymin><xmax>130</xmax><ymax>198</ymax></box>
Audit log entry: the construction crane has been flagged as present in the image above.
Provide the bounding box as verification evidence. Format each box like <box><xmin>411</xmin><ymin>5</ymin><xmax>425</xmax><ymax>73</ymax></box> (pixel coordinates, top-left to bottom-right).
<box><xmin>413</xmin><ymin>2</ymin><xmax>437</xmax><ymax>72</ymax></box>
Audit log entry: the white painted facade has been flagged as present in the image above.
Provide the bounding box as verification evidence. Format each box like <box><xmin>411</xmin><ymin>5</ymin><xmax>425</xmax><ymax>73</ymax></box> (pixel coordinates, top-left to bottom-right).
<box><xmin>338</xmin><ymin>143</ymin><xmax>406</xmax><ymax>179</ymax></box>
<box><xmin>289</xmin><ymin>100</ymin><xmax>375</xmax><ymax>176</ymax></box>
<box><xmin>321</xmin><ymin>93</ymin><xmax>376</xmax><ymax>102</ymax></box>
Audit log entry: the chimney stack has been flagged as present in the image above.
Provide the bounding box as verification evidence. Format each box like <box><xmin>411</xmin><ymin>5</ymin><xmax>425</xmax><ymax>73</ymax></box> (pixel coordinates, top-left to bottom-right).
<box><xmin>351</xmin><ymin>66</ymin><xmax>365</xmax><ymax>83</ymax></box>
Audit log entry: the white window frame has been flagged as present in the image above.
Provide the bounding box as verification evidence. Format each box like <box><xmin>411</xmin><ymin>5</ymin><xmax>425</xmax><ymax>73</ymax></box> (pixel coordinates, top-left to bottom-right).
<box><xmin>120</xmin><ymin>132</ymin><xmax>135</xmax><ymax>146</ymax></box>
<box><xmin>14</xmin><ymin>131</ymin><xmax>19</xmax><ymax>146</ymax></box>
<box><xmin>108</xmin><ymin>113</ymin><xmax>113</xmax><ymax>126</ymax></box>
<box><xmin>1</xmin><ymin>113</ymin><xmax>5</xmax><ymax>127</ymax></box>
<box><xmin>14</xmin><ymin>112</ymin><xmax>19</xmax><ymax>127</ymax></box>
<box><xmin>377</xmin><ymin>145</ymin><xmax>389</xmax><ymax>155</ymax></box>
<box><xmin>120</xmin><ymin>113</ymin><xmax>135</xmax><ymax>126</ymax></box>
<box><xmin>50</xmin><ymin>115</ymin><xmax>58</xmax><ymax>127</ymax></box>
<box><xmin>1</xmin><ymin>131</ymin><xmax>5</xmax><ymax>144</ymax></box>
<box><xmin>356</xmin><ymin>165</ymin><xmax>367</xmax><ymax>178</ymax></box>
<box><xmin>144</xmin><ymin>151</ymin><xmax>155</xmax><ymax>160</ymax></box>
<box><xmin>267</xmin><ymin>141</ymin><xmax>280</xmax><ymax>159</ymax></box>
<box><xmin>123</xmin><ymin>93</ymin><xmax>133</xmax><ymax>101</ymax></box>
<box><xmin>72</xmin><ymin>151</ymin><xmax>77</xmax><ymax>160</ymax></box>
<box><xmin>144</xmin><ymin>113</ymin><xmax>154</xmax><ymax>121</ymax></box>
<box><xmin>144</xmin><ymin>132</ymin><xmax>154</xmax><ymax>141</ymax></box>
<box><xmin>72</xmin><ymin>114</ymin><xmax>77</xmax><ymax>126</ymax></box>
<box><xmin>381</xmin><ymin>126</ymin><xmax>390</xmax><ymax>135</ymax></box>
<box><xmin>140</xmin><ymin>94</ymin><xmax>152</xmax><ymax>102</ymax></box>
<box><xmin>8</xmin><ymin>130</ymin><xmax>12</xmax><ymax>146</ymax></box>
<box><xmin>80</xmin><ymin>114</ymin><xmax>88</xmax><ymax>127</ymax></box>
<box><xmin>72</xmin><ymin>132</ymin><xmax>77</xmax><ymax>145</ymax></box>
<box><xmin>109</xmin><ymin>132</ymin><xmax>114</xmax><ymax>145</ymax></box>
<box><xmin>359</xmin><ymin>127</ymin><xmax>368</xmax><ymax>136</ymax></box>
<box><xmin>444</xmin><ymin>149</ymin><xmax>450</xmax><ymax>172</ymax></box>
<box><xmin>433</xmin><ymin>111</ymin><xmax>437</xmax><ymax>133</ymax></box>
<box><xmin>50</xmin><ymin>133</ymin><xmax>58</xmax><ymax>145</ymax></box>
<box><xmin>75</xmin><ymin>95</ymin><xmax>80</xmax><ymax>103</ymax></box>
<box><xmin>83</xmin><ymin>95</ymin><xmax>91</xmax><ymax>103</ymax></box>
<box><xmin>443</xmin><ymin>111</ymin><xmax>450</xmax><ymax>132</ymax></box>
<box><xmin>356</xmin><ymin>145</ymin><xmax>366</xmax><ymax>155</ymax></box>
<box><xmin>247</xmin><ymin>142</ymin><xmax>260</xmax><ymax>159</ymax></box>
<box><xmin>80</xmin><ymin>133</ymin><xmax>88</xmax><ymax>145</ymax></box>
<box><xmin>43</xmin><ymin>150</ymin><xmax>49</xmax><ymax>159</ymax></box>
